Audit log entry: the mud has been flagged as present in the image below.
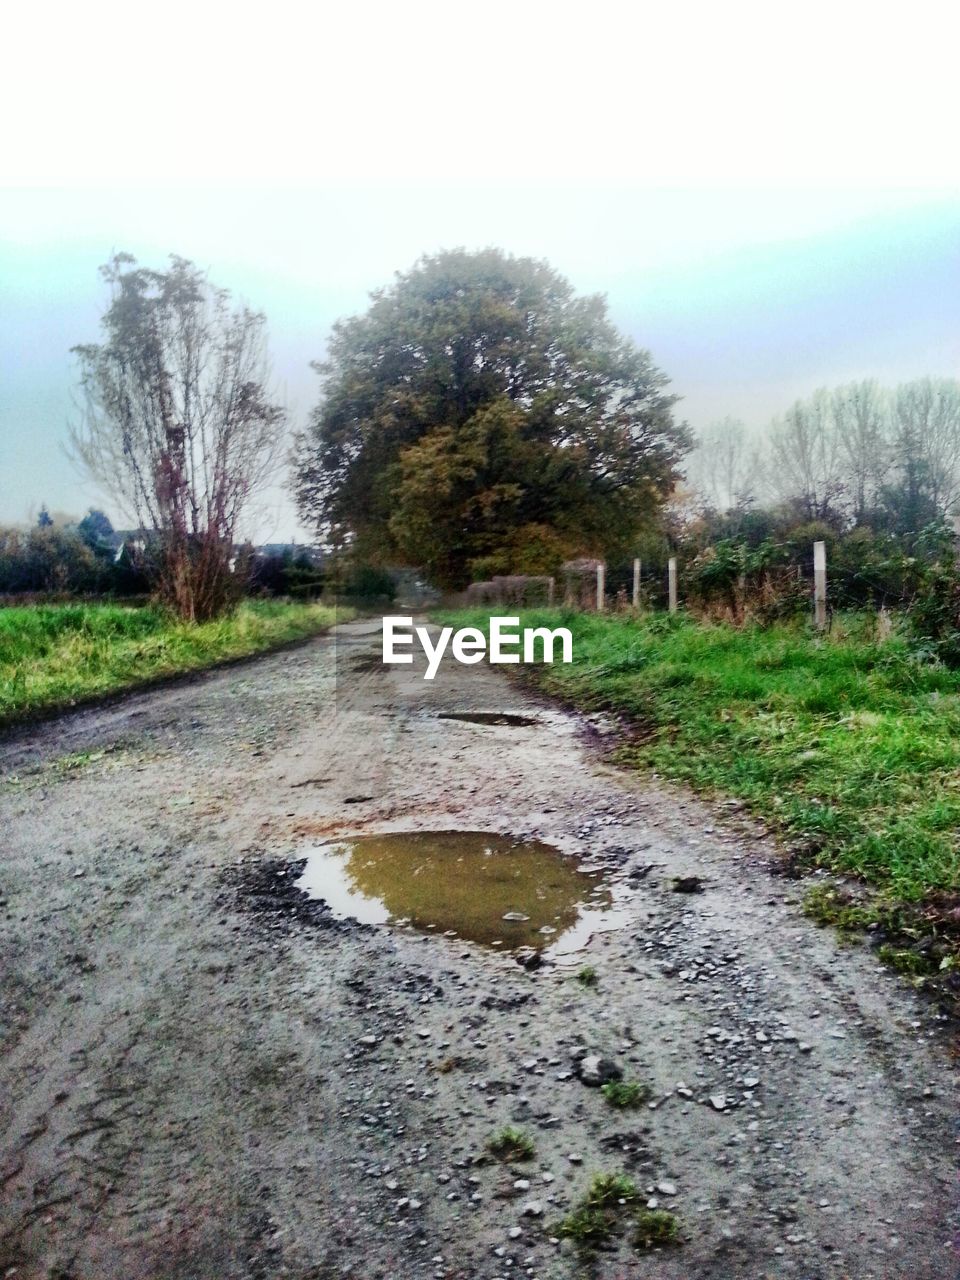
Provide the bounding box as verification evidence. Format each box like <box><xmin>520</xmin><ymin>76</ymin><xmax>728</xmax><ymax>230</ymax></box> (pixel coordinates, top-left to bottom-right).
<box><xmin>0</xmin><ymin>619</ymin><xmax>956</xmax><ymax>1279</ymax></box>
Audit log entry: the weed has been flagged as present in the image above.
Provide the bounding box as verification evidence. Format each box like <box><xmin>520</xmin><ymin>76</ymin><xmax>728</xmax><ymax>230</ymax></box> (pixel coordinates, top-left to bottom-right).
<box><xmin>54</xmin><ymin>749</ymin><xmax>108</xmax><ymax>772</ymax></box>
<box><xmin>575</xmin><ymin>965</ymin><xmax>599</xmax><ymax>988</ymax></box>
<box><xmin>582</xmin><ymin>1173</ymin><xmax>641</xmax><ymax>1208</ymax></box>
<box><xmin>555</xmin><ymin>1173</ymin><xmax>658</xmax><ymax>1253</ymax></box>
<box><xmin>486</xmin><ymin>1126</ymin><xmax>535</xmax><ymax>1163</ymax></box>
<box><xmin>802</xmin><ymin>884</ymin><xmax>879</xmax><ymax>934</ymax></box>
<box><xmin>432</xmin><ymin>1055</ymin><xmax>471</xmax><ymax>1074</ymax></box>
<box><xmin>876</xmin><ymin>945</ymin><xmax>936</xmax><ymax>977</ymax></box>
<box><xmin>805</xmin><ymin>882</ymin><xmax>960</xmax><ymax>1001</ymax></box>
<box><xmin>554</xmin><ymin>1204</ymin><xmax>617</xmax><ymax>1246</ymax></box>
<box><xmin>633</xmin><ymin>1208</ymin><xmax>681</xmax><ymax>1250</ymax></box>
<box><xmin>601</xmin><ymin>1080</ymin><xmax>650</xmax><ymax>1109</ymax></box>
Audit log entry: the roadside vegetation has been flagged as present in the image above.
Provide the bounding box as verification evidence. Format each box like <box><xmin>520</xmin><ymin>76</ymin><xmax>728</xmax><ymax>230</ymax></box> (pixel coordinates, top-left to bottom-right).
<box><xmin>438</xmin><ymin>606</ymin><xmax>960</xmax><ymax>998</ymax></box>
<box><xmin>0</xmin><ymin>600</ymin><xmax>344</xmax><ymax>726</ymax></box>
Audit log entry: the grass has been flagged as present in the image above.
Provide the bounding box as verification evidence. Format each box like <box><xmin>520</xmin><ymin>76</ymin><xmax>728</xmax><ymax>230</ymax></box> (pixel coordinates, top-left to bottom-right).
<box><xmin>555</xmin><ymin>1173</ymin><xmax>681</xmax><ymax>1253</ymax></box>
<box><xmin>485</xmin><ymin>1126</ymin><xmax>535</xmax><ymax>1162</ymax></box>
<box><xmin>575</xmin><ymin>964</ymin><xmax>599</xmax><ymax>988</ymax></box>
<box><xmin>436</xmin><ymin>606</ymin><xmax>960</xmax><ymax>995</ymax></box>
<box><xmin>601</xmin><ymin>1080</ymin><xmax>651</xmax><ymax>1109</ymax></box>
<box><xmin>438</xmin><ymin>607</ymin><xmax>960</xmax><ymax>902</ymax></box>
<box><xmin>634</xmin><ymin>1209</ymin><xmax>682</xmax><ymax>1250</ymax></box>
<box><xmin>555</xmin><ymin>1173</ymin><xmax>640</xmax><ymax>1247</ymax></box>
<box><xmin>0</xmin><ymin>599</ymin><xmax>346</xmax><ymax>726</ymax></box>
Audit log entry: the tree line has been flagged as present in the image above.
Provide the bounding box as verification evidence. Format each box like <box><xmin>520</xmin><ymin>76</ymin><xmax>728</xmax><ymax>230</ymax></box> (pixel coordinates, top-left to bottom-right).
<box><xmin>687</xmin><ymin>378</ymin><xmax>960</xmax><ymax>535</ymax></box>
<box><xmin>9</xmin><ymin>246</ymin><xmax>956</xmax><ymax>627</ymax></box>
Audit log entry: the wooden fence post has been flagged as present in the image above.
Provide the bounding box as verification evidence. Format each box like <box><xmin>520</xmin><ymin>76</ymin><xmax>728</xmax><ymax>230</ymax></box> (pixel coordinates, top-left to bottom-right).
<box><xmin>596</xmin><ymin>563</ymin><xmax>605</xmax><ymax>611</ymax></box>
<box><xmin>668</xmin><ymin>557</ymin><xmax>678</xmax><ymax>613</ymax></box>
<box><xmin>813</xmin><ymin>540</ymin><xmax>827</xmax><ymax>630</ymax></box>
<box><xmin>547</xmin><ymin>576</ymin><xmax>555</xmax><ymax>606</ymax></box>
<box><xmin>632</xmin><ymin>557</ymin><xmax>641</xmax><ymax>609</ymax></box>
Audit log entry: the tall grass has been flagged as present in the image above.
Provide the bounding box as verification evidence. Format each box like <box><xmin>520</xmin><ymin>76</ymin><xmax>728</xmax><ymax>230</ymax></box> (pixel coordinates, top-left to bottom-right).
<box><xmin>0</xmin><ymin>599</ymin><xmax>344</xmax><ymax>725</ymax></box>
<box><xmin>438</xmin><ymin>607</ymin><xmax>960</xmax><ymax>903</ymax></box>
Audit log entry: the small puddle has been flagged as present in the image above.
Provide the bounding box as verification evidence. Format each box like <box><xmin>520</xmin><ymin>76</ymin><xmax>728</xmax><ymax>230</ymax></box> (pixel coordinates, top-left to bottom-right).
<box><xmin>295</xmin><ymin>830</ymin><xmax>628</xmax><ymax>955</ymax></box>
<box><xmin>437</xmin><ymin>712</ymin><xmax>538</xmax><ymax>728</ymax></box>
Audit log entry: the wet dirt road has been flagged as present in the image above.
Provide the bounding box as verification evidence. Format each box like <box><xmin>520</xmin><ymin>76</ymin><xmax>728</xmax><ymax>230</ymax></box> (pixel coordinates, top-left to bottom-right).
<box><xmin>0</xmin><ymin>618</ymin><xmax>956</xmax><ymax>1279</ymax></box>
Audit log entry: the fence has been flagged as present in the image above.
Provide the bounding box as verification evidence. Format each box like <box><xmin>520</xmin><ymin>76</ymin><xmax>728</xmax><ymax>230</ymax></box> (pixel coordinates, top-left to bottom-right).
<box><xmin>463</xmin><ymin>540</ymin><xmax>838</xmax><ymax>629</ymax></box>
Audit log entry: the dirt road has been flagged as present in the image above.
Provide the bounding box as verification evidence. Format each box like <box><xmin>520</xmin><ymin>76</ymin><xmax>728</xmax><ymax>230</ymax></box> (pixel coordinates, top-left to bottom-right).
<box><xmin>1</xmin><ymin>618</ymin><xmax>956</xmax><ymax>1279</ymax></box>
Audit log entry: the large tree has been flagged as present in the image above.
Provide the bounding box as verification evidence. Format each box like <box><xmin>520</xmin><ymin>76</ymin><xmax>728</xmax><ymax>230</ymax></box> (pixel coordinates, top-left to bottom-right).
<box><xmin>70</xmin><ymin>254</ymin><xmax>286</xmax><ymax>620</ymax></box>
<box><xmin>294</xmin><ymin>249</ymin><xmax>690</xmax><ymax>588</ymax></box>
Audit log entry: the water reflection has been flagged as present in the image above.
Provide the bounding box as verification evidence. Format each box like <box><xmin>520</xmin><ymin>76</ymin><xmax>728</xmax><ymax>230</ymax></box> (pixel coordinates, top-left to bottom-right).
<box><xmin>295</xmin><ymin>830</ymin><xmax>627</xmax><ymax>955</ymax></box>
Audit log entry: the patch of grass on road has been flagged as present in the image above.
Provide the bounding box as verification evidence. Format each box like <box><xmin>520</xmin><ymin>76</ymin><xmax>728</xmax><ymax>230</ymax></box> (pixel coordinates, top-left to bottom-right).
<box><xmin>555</xmin><ymin>1172</ymin><xmax>680</xmax><ymax>1254</ymax></box>
<box><xmin>0</xmin><ymin>599</ymin><xmax>346</xmax><ymax>726</ymax></box>
<box><xmin>437</xmin><ymin>608</ymin><xmax>960</xmax><ymax>993</ymax></box>
<box><xmin>486</xmin><ymin>1126</ymin><xmax>535</xmax><ymax>1162</ymax></box>
<box><xmin>601</xmin><ymin>1080</ymin><xmax>651</xmax><ymax>1109</ymax></box>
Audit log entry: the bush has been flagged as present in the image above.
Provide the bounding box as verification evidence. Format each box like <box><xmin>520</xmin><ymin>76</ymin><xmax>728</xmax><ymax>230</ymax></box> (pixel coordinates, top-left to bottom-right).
<box><xmin>341</xmin><ymin>564</ymin><xmax>396</xmax><ymax>601</ymax></box>
<box><xmin>0</xmin><ymin>526</ymin><xmax>149</xmax><ymax>599</ymax></box>
<box><xmin>672</xmin><ymin>514</ymin><xmax>957</xmax><ymax>629</ymax></box>
<box><xmin>249</xmin><ymin>550</ymin><xmax>326</xmax><ymax>599</ymax></box>
<box><xmin>905</xmin><ymin>554</ymin><xmax>960</xmax><ymax>665</ymax></box>
<box><xmin>682</xmin><ymin>538</ymin><xmax>808</xmax><ymax>623</ymax></box>
<box><xmin>0</xmin><ymin>527</ymin><xmax>102</xmax><ymax>594</ymax></box>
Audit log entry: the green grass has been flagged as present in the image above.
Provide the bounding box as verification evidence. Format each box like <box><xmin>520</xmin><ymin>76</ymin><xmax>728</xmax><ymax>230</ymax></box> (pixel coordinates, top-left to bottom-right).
<box><xmin>554</xmin><ymin>1173</ymin><xmax>681</xmax><ymax>1253</ymax></box>
<box><xmin>485</xmin><ymin>1126</ymin><xmax>535</xmax><ymax>1162</ymax></box>
<box><xmin>633</xmin><ymin>1208</ymin><xmax>682</xmax><ymax>1250</ymax></box>
<box><xmin>436</xmin><ymin>607</ymin><xmax>960</xmax><ymax>906</ymax></box>
<box><xmin>0</xmin><ymin>599</ymin><xmax>346</xmax><ymax>725</ymax></box>
<box><xmin>555</xmin><ymin>1173</ymin><xmax>640</xmax><ymax>1247</ymax></box>
<box><xmin>601</xmin><ymin>1080</ymin><xmax>651</xmax><ymax>1109</ymax></box>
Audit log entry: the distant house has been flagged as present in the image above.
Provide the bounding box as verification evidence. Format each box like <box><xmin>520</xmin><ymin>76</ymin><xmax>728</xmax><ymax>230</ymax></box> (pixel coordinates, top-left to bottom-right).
<box><xmin>254</xmin><ymin>543</ymin><xmax>325</xmax><ymax>566</ymax></box>
<box><xmin>107</xmin><ymin>530</ymin><xmax>149</xmax><ymax>563</ymax></box>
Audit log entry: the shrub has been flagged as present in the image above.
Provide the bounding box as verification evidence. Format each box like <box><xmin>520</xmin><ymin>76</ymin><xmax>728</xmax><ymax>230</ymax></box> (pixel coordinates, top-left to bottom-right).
<box><xmin>341</xmin><ymin>564</ymin><xmax>396</xmax><ymax>601</ymax></box>
<box><xmin>0</xmin><ymin>527</ymin><xmax>102</xmax><ymax>595</ymax></box>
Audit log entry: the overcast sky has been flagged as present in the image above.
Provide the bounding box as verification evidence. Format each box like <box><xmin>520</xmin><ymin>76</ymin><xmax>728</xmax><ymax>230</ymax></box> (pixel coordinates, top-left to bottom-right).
<box><xmin>2</xmin><ymin>2</ymin><xmax>958</xmax><ymax>540</ymax></box>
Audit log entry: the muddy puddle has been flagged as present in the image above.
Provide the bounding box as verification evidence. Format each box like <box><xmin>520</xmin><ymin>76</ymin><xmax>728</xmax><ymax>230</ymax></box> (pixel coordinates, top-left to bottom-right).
<box><xmin>437</xmin><ymin>712</ymin><xmax>538</xmax><ymax>728</ymax></box>
<box><xmin>295</xmin><ymin>830</ymin><xmax>629</xmax><ymax>955</ymax></box>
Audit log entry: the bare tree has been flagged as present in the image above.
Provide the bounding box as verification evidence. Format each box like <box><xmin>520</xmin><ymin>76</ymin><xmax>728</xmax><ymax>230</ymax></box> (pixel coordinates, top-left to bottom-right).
<box><xmin>686</xmin><ymin>416</ymin><xmax>760</xmax><ymax>512</ymax></box>
<box><xmin>70</xmin><ymin>255</ymin><xmax>286</xmax><ymax>620</ymax></box>
<box><xmin>893</xmin><ymin>378</ymin><xmax>960</xmax><ymax>516</ymax></box>
<box><xmin>832</xmin><ymin>380</ymin><xmax>891</xmax><ymax>522</ymax></box>
<box><xmin>769</xmin><ymin>388</ymin><xmax>844</xmax><ymax>520</ymax></box>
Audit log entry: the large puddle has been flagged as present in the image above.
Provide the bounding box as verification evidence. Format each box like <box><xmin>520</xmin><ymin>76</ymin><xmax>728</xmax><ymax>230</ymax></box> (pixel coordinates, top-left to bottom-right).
<box><xmin>295</xmin><ymin>830</ymin><xmax>628</xmax><ymax>956</ymax></box>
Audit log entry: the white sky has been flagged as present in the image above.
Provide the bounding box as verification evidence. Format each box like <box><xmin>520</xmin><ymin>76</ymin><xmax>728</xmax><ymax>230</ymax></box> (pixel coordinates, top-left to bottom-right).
<box><xmin>2</xmin><ymin>2</ymin><xmax>959</xmax><ymax>539</ymax></box>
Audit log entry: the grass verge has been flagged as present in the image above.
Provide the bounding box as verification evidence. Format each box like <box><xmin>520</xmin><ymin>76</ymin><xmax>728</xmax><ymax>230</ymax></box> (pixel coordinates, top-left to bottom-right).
<box><xmin>436</xmin><ymin>607</ymin><xmax>960</xmax><ymax>1003</ymax></box>
<box><xmin>0</xmin><ymin>599</ymin><xmax>347</xmax><ymax>727</ymax></box>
